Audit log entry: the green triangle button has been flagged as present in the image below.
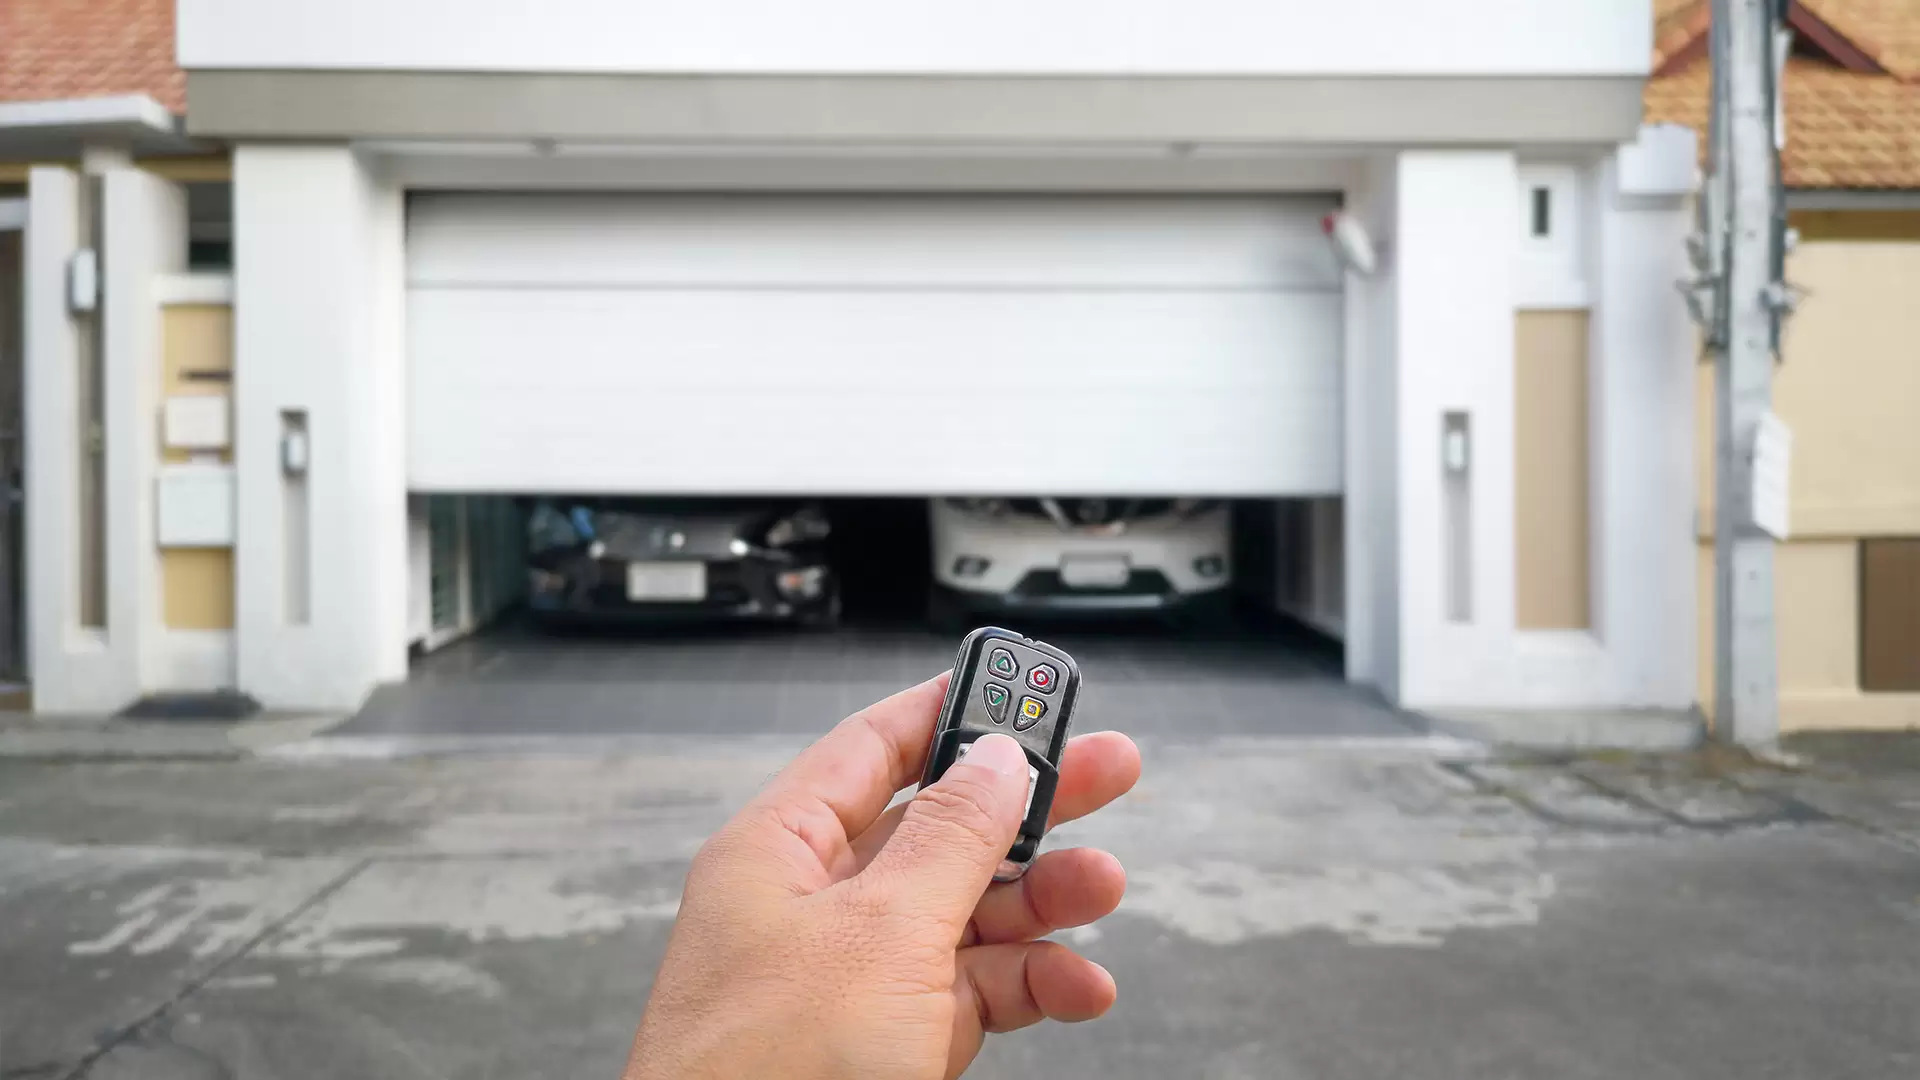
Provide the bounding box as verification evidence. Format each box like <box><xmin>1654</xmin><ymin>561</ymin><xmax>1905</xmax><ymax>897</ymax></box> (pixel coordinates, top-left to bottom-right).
<box><xmin>982</xmin><ymin>683</ymin><xmax>1010</xmax><ymax>724</ymax></box>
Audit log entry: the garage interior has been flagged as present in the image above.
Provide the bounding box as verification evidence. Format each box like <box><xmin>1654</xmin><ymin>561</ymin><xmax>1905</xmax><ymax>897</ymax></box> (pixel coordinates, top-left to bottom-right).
<box><xmin>347</xmin><ymin>494</ymin><xmax>1414</xmax><ymax>740</ymax></box>
<box><xmin>344</xmin><ymin>191</ymin><xmax>1418</xmax><ymax>739</ymax></box>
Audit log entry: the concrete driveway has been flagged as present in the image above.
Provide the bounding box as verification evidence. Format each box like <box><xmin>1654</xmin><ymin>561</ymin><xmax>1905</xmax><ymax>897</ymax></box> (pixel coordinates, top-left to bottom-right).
<box><xmin>3</xmin><ymin>725</ymin><xmax>1919</xmax><ymax>1079</ymax></box>
<box><xmin>345</xmin><ymin>619</ymin><xmax>1418</xmax><ymax>741</ymax></box>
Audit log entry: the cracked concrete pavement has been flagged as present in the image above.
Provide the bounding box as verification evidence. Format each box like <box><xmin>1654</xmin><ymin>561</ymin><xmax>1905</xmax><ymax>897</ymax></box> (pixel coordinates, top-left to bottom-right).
<box><xmin>3</xmin><ymin>732</ymin><xmax>1920</xmax><ymax>1079</ymax></box>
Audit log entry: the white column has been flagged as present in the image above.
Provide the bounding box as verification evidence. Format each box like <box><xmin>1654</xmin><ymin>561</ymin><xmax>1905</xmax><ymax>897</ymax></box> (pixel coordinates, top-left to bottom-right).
<box><xmin>23</xmin><ymin>167</ymin><xmax>113</xmax><ymax>711</ymax></box>
<box><xmin>232</xmin><ymin>145</ymin><xmax>408</xmax><ymax>710</ymax></box>
<box><xmin>1391</xmin><ymin>150</ymin><xmax>1519</xmax><ymax>708</ymax></box>
<box><xmin>1591</xmin><ymin>143</ymin><xmax>1699</xmax><ymax>708</ymax></box>
<box><xmin>23</xmin><ymin>167</ymin><xmax>184</xmax><ymax>712</ymax></box>
<box><xmin>104</xmin><ymin>169</ymin><xmax>188</xmax><ymax>696</ymax></box>
<box><xmin>1341</xmin><ymin>153</ymin><xmax>1398</xmax><ymax>690</ymax></box>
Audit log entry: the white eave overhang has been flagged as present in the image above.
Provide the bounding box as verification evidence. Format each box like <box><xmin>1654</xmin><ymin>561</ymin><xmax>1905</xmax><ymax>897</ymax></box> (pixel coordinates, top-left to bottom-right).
<box><xmin>0</xmin><ymin>94</ymin><xmax>204</xmax><ymax>160</ymax></box>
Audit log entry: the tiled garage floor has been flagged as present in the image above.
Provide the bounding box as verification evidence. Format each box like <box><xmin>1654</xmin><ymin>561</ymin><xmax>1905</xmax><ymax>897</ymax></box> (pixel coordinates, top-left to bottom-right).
<box><xmin>341</xmin><ymin>618</ymin><xmax>1426</xmax><ymax>740</ymax></box>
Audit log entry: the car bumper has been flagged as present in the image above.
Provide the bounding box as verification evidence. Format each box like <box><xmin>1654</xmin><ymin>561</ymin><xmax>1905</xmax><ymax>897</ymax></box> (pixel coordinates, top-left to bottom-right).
<box><xmin>939</xmin><ymin>571</ymin><xmax>1228</xmax><ymax>614</ymax></box>
<box><xmin>528</xmin><ymin>556</ymin><xmax>835</xmax><ymax>621</ymax></box>
<box><xmin>931</xmin><ymin>501</ymin><xmax>1232</xmax><ymax>597</ymax></box>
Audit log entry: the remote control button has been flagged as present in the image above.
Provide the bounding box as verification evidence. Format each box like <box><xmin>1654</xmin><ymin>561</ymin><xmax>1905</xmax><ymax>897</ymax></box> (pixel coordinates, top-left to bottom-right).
<box><xmin>958</xmin><ymin>743</ymin><xmax>1041</xmax><ymax>817</ymax></box>
<box><xmin>981</xmin><ymin>683</ymin><xmax>1011</xmax><ymax>724</ymax></box>
<box><xmin>1026</xmin><ymin>663</ymin><xmax>1058</xmax><ymax>695</ymax></box>
<box><xmin>987</xmin><ymin>648</ymin><xmax>1018</xmax><ymax>679</ymax></box>
<box><xmin>1014</xmin><ymin>696</ymin><xmax>1047</xmax><ymax>731</ymax></box>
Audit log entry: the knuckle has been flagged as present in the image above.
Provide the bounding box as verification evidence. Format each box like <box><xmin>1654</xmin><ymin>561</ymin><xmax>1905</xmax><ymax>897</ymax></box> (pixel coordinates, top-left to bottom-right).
<box><xmin>688</xmin><ymin>815</ymin><xmax>773</xmax><ymax>883</ymax></box>
<box><xmin>688</xmin><ymin>831</ymin><xmax>731</xmax><ymax>876</ymax></box>
<box><xmin>691</xmin><ymin>817</ymin><xmax>750</xmax><ymax>868</ymax></box>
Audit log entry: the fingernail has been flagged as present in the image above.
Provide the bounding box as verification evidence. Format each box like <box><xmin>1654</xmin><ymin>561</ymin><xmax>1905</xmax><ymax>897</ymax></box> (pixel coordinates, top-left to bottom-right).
<box><xmin>964</xmin><ymin>733</ymin><xmax>1028</xmax><ymax>777</ymax></box>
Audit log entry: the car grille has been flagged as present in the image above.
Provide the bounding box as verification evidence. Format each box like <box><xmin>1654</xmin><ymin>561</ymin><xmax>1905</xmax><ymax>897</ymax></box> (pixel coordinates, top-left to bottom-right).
<box><xmin>589</xmin><ymin>557</ymin><xmax>755</xmax><ymax>608</ymax></box>
<box><xmin>703</xmin><ymin>560</ymin><xmax>751</xmax><ymax>606</ymax></box>
<box><xmin>1010</xmin><ymin>569</ymin><xmax>1176</xmax><ymax>598</ymax></box>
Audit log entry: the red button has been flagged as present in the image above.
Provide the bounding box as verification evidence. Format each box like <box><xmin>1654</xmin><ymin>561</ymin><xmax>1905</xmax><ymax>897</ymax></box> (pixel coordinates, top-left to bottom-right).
<box><xmin>1026</xmin><ymin>664</ymin><xmax>1057</xmax><ymax>694</ymax></box>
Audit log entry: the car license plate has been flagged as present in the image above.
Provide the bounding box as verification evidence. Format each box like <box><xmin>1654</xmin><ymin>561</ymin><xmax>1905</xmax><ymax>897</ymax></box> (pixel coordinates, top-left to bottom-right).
<box><xmin>1059</xmin><ymin>555</ymin><xmax>1130</xmax><ymax>589</ymax></box>
<box><xmin>627</xmin><ymin>561</ymin><xmax>707</xmax><ymax>602</ymax></box>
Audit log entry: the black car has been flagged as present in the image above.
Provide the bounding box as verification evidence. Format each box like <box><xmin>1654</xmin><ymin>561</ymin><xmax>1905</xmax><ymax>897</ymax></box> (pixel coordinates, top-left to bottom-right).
<box><xmin>523</xmin><ymin>498</ymin><xmax>839</xmax><ymax>626</ymax></box>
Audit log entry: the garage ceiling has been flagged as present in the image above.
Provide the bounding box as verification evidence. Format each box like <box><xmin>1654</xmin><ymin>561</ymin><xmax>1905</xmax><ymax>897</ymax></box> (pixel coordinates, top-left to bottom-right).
<box><xmin>406</xmin><ymin>194</ymin><xmax>1343</xmax><ymax>495</ymax></box>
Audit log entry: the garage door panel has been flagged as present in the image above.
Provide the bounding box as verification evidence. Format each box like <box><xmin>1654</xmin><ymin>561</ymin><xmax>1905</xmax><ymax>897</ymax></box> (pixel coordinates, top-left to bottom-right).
<box><xmin>409</xmin><ymin>289</ymin><xmax>1340</xmax><ymax>392</ymax></box>
<box><xmin>408</xmin><ymin>194</ymin><xmax>1342</xmax><ymax>290</ymax></box>
<box><xmin>410</xmin><ymin>384</ymin><xmax>1340</xmax><ymax>496</ymax></box>
<box><xmin>406</xmin><ymin>195</ymin><xmax>1342</xmax><ymax>495</ymax></box>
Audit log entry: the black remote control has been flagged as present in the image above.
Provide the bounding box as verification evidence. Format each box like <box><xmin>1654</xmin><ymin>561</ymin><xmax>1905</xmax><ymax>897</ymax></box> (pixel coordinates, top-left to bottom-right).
<box><xmin>921</xmin><ymin>626</ymin><xmax>1081</xmax><ymax>882</ymax></box>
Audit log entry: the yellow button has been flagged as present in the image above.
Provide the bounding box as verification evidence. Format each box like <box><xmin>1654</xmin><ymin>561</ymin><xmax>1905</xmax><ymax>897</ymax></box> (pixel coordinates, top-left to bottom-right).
<box><xmin>1015</xmin><ymin>695</ymin><xmax>1047</xmax><ymax>731</ymax></box>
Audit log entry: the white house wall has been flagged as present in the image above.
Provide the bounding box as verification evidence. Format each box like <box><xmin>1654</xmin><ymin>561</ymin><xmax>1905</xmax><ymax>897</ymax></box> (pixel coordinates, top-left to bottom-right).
<box><xmin>23</xmin><ymin>168</ymin><xmax>114</xmax><ymax>712</ymax></box>
<box><xmin>177</xmin><ymin>2</ymin><xmax>1647</xmax><ymax>146</ymax></box>
<box><xmin>1589</xmin><ymin>152</ymin><xmax>1698</xmax><ymax>708</ymax></box>
<box><xmin>1390</xmin><ymin>151</ymin><xmax>1521</xmax><ymax>707</ymax></box>
<box><xmin>104</xmin><ymin>171</ymin><xmax>188</xmax><ymax>697</ymax></box>
<box><xmin>24</xmin><ymin>167</ymin><xmax>187</xmax><ymax>714</ymax></box>
<box><xmin>232</xmin><ymin>146</ymin><xmax>408</xmax><ymax>711</ymax></box>
<box><xmin>1341</xmin><ymin>153</ymin><xmax>1397</xmax><ymax>691</ymax></box>
<box><xmin>1377</xmin><ymin>136</ymin><xmax>1697</xmax><ymax>712</ymax></box>
<box><xmin>191</xmin><ymin>121</ymin><xmax>1699</xmax><ymax>715</ymax></box>
<box><xmin>180</xmin><ymin>0</ymin><xmax>1648</xmax><ymax>76</ymax></box>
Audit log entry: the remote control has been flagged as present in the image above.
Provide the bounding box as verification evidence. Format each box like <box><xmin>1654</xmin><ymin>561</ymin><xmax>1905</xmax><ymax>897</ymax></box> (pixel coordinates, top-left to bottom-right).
<box><xmin>921</xmin><ymin>626</ymin><xmax>1081</xmax><ymax>882</ymax></box>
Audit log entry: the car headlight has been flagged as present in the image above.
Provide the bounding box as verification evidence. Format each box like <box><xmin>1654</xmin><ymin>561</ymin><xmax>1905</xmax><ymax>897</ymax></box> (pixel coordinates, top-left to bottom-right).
<box><xmin>765</xmin><ymin>507</ymin><xmax>831</xmax><ymax>547</ymax></box>
<box><xmin>776</xmin><ymin>566</ymin><xmax>829</xmax><ymax>599</ymax></box>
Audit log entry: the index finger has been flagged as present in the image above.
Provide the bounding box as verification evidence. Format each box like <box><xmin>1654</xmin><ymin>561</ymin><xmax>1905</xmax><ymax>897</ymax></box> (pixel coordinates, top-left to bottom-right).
<box><xmin>748</xmin><ymin>670</ymin><xmax>952</xmax><ymax>844</ymax></box>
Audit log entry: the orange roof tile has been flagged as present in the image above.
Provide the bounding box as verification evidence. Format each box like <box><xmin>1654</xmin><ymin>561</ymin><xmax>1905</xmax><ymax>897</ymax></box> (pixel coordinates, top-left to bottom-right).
<box><xmin>1647</xmin><ymin>0</ymin><xmax>1920</xmax><ymax>189</ymax></box>
<box><xmin>0</xmin><ymin>0</ymin><xmax>184</xmax><ymax>112</ymax></box>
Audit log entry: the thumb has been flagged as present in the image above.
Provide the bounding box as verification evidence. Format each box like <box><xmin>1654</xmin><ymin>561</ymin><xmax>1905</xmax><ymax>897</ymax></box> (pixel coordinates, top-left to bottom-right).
<box><xmin>859</xmin><ymin>733</ymin><xmax>1031</xmax><ymax>932</ymax></box>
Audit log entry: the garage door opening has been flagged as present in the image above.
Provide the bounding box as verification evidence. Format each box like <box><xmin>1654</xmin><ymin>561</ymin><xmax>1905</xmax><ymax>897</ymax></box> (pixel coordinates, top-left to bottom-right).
<box><xmin>361</xmin><ymin>492</ymin><xmax>1401</xmax><ymax>739</ymax></box>
<box><xmin>401</xmin><ymin>492</ymin><xmax>1345</xmax><ymax>660</ymax></box>
<box><xmin>823</xmin><ymin>498</ymin><xmax>934</xmax><ymax>626</ymax></box>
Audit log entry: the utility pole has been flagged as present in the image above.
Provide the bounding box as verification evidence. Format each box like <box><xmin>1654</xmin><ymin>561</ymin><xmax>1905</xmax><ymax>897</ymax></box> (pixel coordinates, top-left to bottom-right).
<box><xmin>1692</xmin><ymin>0</ymin><xmax>1791</xmax><ymax>746</ymax></box>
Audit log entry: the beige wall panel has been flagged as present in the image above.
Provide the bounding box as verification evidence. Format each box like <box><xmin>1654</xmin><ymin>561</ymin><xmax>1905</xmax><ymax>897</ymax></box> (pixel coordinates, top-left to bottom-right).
<box><xmin>1697</xmin><ymin>538</ymin><xmax>1868</xmax><ymax>728</ymax></box>
<box><xmin>163</xmin><ymin>547</ymin><xmax>236</xmax><ymax>630</ymax></box>
<box><xmin>1696</xmin><ymin>221</ymin><xmax>1920</xmax><ymax>537</ymax></box>
<box><xmin>1515</xmin><ymin>311</ymin><xmax>1591</xmax><ymax>629</ymax></box>
<box><xmin>159</xmin><ymin>304</ymin><xmax>235</xmax><ymax>631</ymax></box>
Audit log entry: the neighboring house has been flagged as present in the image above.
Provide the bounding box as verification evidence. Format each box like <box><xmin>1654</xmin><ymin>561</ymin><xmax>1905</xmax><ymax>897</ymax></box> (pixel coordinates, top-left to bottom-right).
<box><xmin>1647</xmin><ymin>0</ymin><xmax>1920</xmax><ymax>730</ymax></box>
<box><xmin>4</xmin><ymin>0</ymin><xmax>1705</xmax><ymax>721</ymax></box>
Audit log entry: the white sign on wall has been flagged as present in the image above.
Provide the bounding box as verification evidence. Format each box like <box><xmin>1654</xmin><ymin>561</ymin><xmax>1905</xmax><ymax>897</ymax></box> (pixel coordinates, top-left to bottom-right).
<box><xmin>1751</xmin><ymin>411</ymin><xmax>1792</xmax><ymax>541</ymax></box>
<box><xmin>163</xmin><ymin>394</ymin><xmax>232</xmax><ymax>451</ymax></box>
<box><xmin>157</xmin><ymin>464</ymin><xmax>236</xmax><ymax>548</ymax></box>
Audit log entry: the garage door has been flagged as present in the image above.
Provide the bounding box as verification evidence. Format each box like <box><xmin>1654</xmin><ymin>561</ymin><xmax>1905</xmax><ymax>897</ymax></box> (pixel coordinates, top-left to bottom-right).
<box><xmin>407</xmin><ymin>195</ymin><xmax>1342</xmax><ymax>495</ymax></box>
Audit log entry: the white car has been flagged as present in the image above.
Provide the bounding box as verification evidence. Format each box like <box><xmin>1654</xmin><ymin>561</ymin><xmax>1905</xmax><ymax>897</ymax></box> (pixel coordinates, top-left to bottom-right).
<box><xmin>929</xmin><ymin>498</ymin><xmax>1232</xmax><ymax>624</ymax></box>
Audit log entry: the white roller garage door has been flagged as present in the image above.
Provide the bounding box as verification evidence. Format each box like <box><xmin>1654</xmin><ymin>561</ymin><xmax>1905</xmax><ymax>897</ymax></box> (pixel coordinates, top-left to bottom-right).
<box><xmin>407</xmin><ymin>194</ymin><xmax>1342</xmax><ymax>495</ymax></box>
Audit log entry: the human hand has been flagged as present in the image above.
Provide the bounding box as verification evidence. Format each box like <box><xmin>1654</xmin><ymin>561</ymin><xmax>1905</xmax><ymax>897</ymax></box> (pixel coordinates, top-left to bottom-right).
<box><xmin>624</xmin><ymin>670</ymin><xmax>1141</xmax><ymax>1080</ymax></box>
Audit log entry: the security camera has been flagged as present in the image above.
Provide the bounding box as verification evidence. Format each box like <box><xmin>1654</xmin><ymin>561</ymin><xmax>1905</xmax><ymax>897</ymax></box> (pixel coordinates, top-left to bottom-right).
<box><xmin>1321</xmin><ymin>212</ymin><xmax>1377</xmax><ymax>277</ymax></box>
